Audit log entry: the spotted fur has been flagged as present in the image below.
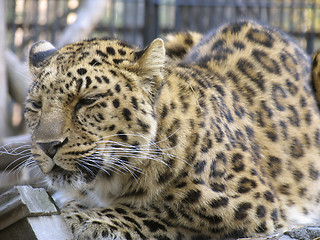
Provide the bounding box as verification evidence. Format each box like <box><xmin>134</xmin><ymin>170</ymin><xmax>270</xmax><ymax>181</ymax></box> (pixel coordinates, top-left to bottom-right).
<box><xmin>26</xmin><ymin>20</ymin><xmax>320</xmax><ymax>239</ymax></box>
<box><xmin>164</xmin><ymin>31</ymin><xmax>202</xmax><ymax>64</ymax></box>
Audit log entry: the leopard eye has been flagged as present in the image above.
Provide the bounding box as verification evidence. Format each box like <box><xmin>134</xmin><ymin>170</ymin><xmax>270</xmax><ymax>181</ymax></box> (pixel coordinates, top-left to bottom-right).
<box><xmin>32</xmin><ymin>101</ymin><xmax>42</xmax><ymax>109</ymax></box>
<box><xmin>75</xmin><ymin>98</ymin><xmax>97</xmax><ymax>112</ymax></box>
<box><xmin>78</xmin><ymin>98</ymin><xmax>97</xmax><ymax>106</ymax></box>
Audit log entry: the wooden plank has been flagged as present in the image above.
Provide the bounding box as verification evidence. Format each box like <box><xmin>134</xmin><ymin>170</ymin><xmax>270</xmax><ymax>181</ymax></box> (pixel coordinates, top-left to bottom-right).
<box><xmin>0</xmin><ymin>215</ymin><xmax>73</xmax><ymax>240</ymax></box>
<box><xmin>0</xmin><ymin>185</ymin><xmax>58</xmax><ymax>231</ymax></box>
<box><xmin>0</xmin><ymin>185</ymin><xmax>73</xmax><ymax>239</ymax></box>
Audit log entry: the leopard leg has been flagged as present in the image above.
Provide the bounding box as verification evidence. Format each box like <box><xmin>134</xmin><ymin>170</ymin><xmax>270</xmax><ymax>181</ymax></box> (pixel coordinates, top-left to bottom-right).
<box><xmin>62</xmin><ymin>201</ymin><xmax>215</xmax><ymax>240</ymax></box>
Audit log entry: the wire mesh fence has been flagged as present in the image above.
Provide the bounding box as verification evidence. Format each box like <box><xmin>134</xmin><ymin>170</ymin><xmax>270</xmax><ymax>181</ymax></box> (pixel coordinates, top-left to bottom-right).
<box><xmin>6</xmin><ymin>0</ymin><xmax>320</xmax><ymax>59</ymax></box>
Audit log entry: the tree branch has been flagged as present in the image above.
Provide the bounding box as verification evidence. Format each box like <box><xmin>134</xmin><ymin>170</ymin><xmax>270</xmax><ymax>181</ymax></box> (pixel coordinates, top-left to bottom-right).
<box><xmin>6</xmin><ymin>50</ymin><xmax>31</xmax><ymax>105</ymax></box>
<box><xmin>57</xmin><ymin>0</ymin><xmax>109</xmax><ymax>47</ymax></box>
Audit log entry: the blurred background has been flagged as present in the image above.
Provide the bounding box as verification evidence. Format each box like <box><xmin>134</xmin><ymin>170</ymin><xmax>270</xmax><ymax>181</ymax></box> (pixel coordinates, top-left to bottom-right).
<box><xmin>1</xmin><ymin>0</ymin><xmax>320</xmax><ymax>191</ymax></box>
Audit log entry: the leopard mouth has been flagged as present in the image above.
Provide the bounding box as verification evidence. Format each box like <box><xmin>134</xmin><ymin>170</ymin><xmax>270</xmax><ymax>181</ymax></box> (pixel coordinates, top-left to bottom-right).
<box><xmin>51</xmin><ymin>164</ymin><xmax>71</xmax><ymax>174</ymax></box>
<box><xmin>48</xmin><ymin>159</ymin><xmax>102</xmax><ymax>182</ymax></box>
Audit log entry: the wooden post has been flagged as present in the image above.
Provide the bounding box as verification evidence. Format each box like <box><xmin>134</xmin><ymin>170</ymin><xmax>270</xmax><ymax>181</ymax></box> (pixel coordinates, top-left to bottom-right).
<box><xmin>0</xmin><ymin>0</ymin><xmax>7</xmax><ymax>139</ymax></box>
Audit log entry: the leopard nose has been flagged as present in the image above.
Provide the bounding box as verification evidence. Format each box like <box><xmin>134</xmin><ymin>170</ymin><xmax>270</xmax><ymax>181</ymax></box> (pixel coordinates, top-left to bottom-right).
<box><xmin>37</xmin><ymin>138</ymin><xmax>68</xmax><ymax>159</ymax></box>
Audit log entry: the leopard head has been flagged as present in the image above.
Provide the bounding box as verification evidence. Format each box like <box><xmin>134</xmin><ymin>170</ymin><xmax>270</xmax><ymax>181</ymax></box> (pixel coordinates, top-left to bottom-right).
<box><xmin>26</xmin><ymin>38</ymin><xmax>165</xmax><ymax>190</ymax></box>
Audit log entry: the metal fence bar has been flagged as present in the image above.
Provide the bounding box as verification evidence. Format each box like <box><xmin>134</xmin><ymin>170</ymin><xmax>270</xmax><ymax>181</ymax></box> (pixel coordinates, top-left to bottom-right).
<box><xmin>143</xmin><ymin>0</ymin><xmax>159</xmax><ymax>46</ymax></box>
<box><xmin>307</xmin><ymin>0</ymin><xmax>316</xmax><ymax>54</ymax></box>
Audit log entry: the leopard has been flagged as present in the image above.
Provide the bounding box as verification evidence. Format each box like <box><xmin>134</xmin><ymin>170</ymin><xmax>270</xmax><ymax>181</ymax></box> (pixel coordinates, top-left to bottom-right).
<box><xmin>25</xmin><ymin>20</ymin><xmax>320</xmax><ymax>239</ymax></box>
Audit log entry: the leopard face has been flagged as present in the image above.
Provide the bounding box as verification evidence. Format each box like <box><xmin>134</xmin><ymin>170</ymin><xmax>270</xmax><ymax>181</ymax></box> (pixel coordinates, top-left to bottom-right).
<box><xmin>26</xmin><ymin>38</ymin><xmax>165</xmax><ymax>194</ymax></box>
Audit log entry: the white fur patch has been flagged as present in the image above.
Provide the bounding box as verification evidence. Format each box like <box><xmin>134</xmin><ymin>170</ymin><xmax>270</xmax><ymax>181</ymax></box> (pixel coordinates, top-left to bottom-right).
<box><xmin>286</xmin><ymin>205</ymin><xmax>320</xmax><ymax>226</ymax></box>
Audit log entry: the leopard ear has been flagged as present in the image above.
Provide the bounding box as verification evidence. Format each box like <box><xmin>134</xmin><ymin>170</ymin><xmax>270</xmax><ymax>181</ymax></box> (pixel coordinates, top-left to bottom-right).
<box><xmin>29</xmin><ymin>40</ymin><xmax>56</xmax><ymax>69</ymax></box>
<box><xmin>133</xmin><ymin>38</ymin><xmax>165</xmax><ymax>89</ymax></box>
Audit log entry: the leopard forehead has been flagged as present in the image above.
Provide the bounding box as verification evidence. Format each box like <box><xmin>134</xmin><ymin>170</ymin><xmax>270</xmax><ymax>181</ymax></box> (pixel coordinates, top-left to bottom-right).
<box><xmin>28</xmin><ymin>39</ymin><xmax>139</xmax><ymax>96</ymax></box>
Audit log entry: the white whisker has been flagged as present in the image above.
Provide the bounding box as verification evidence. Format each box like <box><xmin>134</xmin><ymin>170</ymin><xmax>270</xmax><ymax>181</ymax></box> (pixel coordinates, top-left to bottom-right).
<box><xmin>0</xmin><ymin>155</ymin><xmax>36</xmax><ymax>185</ymax></box>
